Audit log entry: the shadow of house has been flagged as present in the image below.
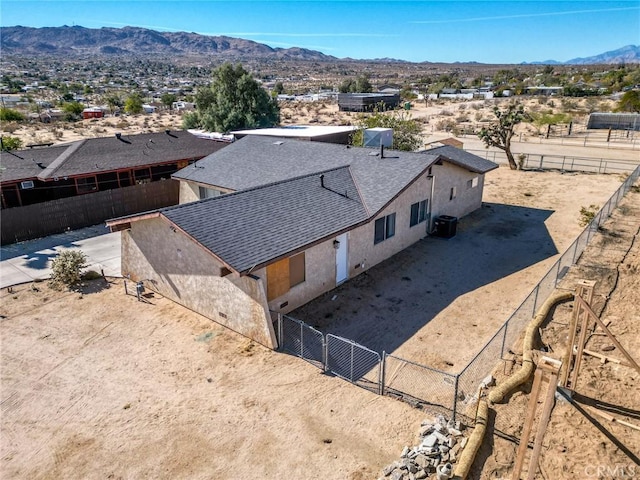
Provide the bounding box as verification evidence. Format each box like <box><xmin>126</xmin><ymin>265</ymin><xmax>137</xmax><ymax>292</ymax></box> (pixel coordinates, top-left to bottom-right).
<box><xmin>291</xmin><ymin>203</ymin><xmax>557</xmax><ymax>355</ymax></box>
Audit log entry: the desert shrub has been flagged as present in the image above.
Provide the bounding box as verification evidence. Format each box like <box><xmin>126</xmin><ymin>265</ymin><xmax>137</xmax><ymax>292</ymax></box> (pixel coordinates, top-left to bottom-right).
<box><xmin>2</xmin><ymin>121</ymin><xmax>21</xmax><ymax>133</ymax></box>
<box><xmin>50</xmin><ymin>250</ymin><xmax>87</xmax><ymax>289</ymax></box>
<box><xmin>579</xmin><ymin>205</ymin><xmax>599</xmax><ymax>227</ymax></box>
<box><xmin>1</xmin><ymin>136</ymin><xmax>23</xmax><ymax>151</ymax></box>
<box><xmin>436</xmin><ymin>119</ymin><xmax>457</xmax><ymax>132</ymax></box>
<box><xmin>0</xmin><ymin>107</ymin><xmax>25</xmax><ymax>122</ymax></box>
<box><xmin>456</xmin><ymin>115</ymin><xmax>469</xmax><ymax>123</ymax></box>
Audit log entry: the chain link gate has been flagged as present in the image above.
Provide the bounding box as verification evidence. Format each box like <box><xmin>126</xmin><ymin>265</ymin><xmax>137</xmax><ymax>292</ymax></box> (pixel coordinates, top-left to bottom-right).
<box><xmin>325</xmin><ymin>334</ymin><xmax>382</xmax><ymax>394</ymax></box>
<box><xmin>279</xmin><ymin>314</ymin><xmax>325</xmax><ymax>369</ymax></box>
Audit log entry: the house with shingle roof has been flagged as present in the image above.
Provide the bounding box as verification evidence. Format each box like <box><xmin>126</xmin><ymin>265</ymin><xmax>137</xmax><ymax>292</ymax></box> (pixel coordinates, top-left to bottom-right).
<box><xmin>106</xmin><ymin>136</ymin><xmax>497</xmax><ymax>348</ymax></box>
<box><xmin>0</xmin><ymin>130</ymin><xmax>228</xmax><ymax>209</ymax></box>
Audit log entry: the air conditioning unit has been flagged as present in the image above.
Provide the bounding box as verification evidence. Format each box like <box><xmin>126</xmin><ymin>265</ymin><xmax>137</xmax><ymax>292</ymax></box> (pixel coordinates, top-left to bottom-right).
<box><xmin>20</xmin><ymin>180</ymin><xmax>35</xmax><ymax>190</ymax></box>
<box><xmin>364</xmin><ymin>128</ymin><xmax>393</xmax><ymax>148</ymax></box>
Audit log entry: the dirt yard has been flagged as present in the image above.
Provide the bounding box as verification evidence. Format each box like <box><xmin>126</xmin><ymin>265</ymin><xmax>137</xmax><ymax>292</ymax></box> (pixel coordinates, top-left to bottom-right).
<box><xmin>0</xmin><ymin>280</ymin><xmax>426</xmax><ymax>480</ymax></box>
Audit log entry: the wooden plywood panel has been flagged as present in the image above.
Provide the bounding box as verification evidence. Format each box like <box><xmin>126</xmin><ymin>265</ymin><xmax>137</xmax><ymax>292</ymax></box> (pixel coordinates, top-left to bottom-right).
<box><xmin>267</xmin><ymin>257</ymin><xmax>290</xmax><ymax>301</ymax></box>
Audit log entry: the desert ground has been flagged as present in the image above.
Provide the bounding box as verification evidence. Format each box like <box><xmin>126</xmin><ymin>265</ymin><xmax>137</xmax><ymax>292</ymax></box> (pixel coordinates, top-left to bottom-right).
<box><xmin>2</xmin><ymin>168</ymin><xmax>638</xmax><ymax>480</ymax></box>
<box><xmin>476</xmin><ymin>185</ymin><xmax>640</xmax><ymax>480</ymax></box>
<box><xmin>1</xmin><ymin>98</ymin><xmax>639</xmax><ymax>480</ymax></box>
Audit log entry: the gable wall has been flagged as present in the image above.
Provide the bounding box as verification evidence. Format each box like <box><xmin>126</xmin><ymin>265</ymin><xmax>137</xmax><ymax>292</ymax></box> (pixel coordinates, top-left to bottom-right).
<box><xmin>121</xmin><ymin>216</ymin><xmax>276</xmax><ymax>348</ymax></box>
<box><xmin>430</xmin><ymin>162</ymin><xmax>486</xmax><ymax>222</ymax></box>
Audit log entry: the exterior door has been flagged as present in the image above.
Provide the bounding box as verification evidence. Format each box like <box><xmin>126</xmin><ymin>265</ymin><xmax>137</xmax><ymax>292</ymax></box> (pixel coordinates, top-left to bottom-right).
<box><xmin>335</xmin><ymin>233</ymin><xmax>348</xmax><ymax>284</ymax></box>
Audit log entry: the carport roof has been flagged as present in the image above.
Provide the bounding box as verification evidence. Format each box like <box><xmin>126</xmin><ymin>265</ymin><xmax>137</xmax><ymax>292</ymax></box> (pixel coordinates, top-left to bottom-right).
<box><xmin>161</xmin><ymin>166</ymin><xmax>368</xmax><ymax>273</ymax></box>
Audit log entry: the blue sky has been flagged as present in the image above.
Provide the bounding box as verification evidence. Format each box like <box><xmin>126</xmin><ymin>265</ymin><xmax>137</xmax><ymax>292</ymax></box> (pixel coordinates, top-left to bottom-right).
<box><xmin>1</xmin><ymin>1</ymin><xmax>639</xmax><ymax>63</ymax></box>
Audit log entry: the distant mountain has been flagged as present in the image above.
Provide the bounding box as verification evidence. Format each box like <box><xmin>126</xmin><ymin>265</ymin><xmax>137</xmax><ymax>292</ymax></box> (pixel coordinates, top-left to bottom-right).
<box><xmin>526</xmin><ymin>45</ymin><xmax>640</xmax><ymax>65</ymax></box>
<box><xmin>565</xmin><ymin>45</ymin><xmax>640</xmax><ymax>65</ymax></box>
<box><xmin>0</xmin><ymin>25</ymin><xmax>337</xmax><ymax>61</ymax></box>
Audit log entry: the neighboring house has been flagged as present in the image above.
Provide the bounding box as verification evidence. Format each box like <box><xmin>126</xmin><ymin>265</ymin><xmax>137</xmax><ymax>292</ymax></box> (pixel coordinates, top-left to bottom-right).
<box><xmin>338</xmin><ymin>93</ymin><xmax>400</xmax><ymax>112</ymax></box>
<box><xmin>0</xmin><ymin>130</ymin><xmax>227</xmax><ymax>209</ymax></box>
<box><xmin>82</xmin><ymin>107</ymin><xmax>105</xmax><ymax>119</ymax></box>
<box><xmin>107</xmin><ymin>136</ymin><xmax>498</xmax><ymax>348</ymax></box>
<box><xmin>231</xmin><ymin>125</ymin><xmax>358</xmax><ymax>145</ymax></box>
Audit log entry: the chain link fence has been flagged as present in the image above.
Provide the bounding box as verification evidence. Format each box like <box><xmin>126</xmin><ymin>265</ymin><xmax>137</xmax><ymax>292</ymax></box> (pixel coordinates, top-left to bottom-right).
<box><xmin>382</xmin><ymin>353</ymin><xmax>459</xmax><ymax>418</ymax></box>
<box><xmin>272</xmin><ymin>164</ymin><xmax>640</xmax><ymax>423</ymax></box>
<box><xmin>326</xmin><ymin>334</ymin><xmax>381</xmax><ymax>394</ymax></box>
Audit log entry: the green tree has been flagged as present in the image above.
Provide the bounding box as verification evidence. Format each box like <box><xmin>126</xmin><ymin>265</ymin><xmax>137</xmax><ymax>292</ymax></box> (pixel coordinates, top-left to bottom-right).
<box><xmin>614</xmin><ymin>90</ymin><xmax>640</xmax><ymax>113</ymax></box>
<box><xmin>161</xmin><ymin>93</ymin><xmax>177</xmax><ymax>110</ymax></box>
<box><xmin>1</xmin><ymin>136</ymin><xmax>23</xmax><ymax>151</ymax></box>
<box><xmin>62</xmin><ymin>101</ymin><xmax>84</xmax><ymax>121</ymax></box>
<box><xmin>104</xmin><ymin>94</ymin><xmax>123</xmax><ymax>115</ymax></box>
<box><xmin>273</xmin><ymin>81</ymin><xmax>285</xmax><ymax>95</ymax></box>
<box><xmin>183</xmin><ymin>63</ymin><xmax>279</xmax><ymax>133</ymax></box>
<box><xmin>351</xmin><ymin>108</ymin><xmax>422</xmax><ymax>152</ymax></box>
<box><xmin>0</xmin><ymin>108</ymin><xmax>25</xmax><ymax>122</ymax></box>
<box><xmin>339</xmin><ymin>75</ymin><xmax>373</xmax><ymax>94</ymax></box>
<box><xmin>478</xmin><ymin>102</ymin><xmax>527</xmax><ymax>170</ymax></box>
<box><xmin>124</xmin><ymin>94</ymin><xmax>144</xmax><ymax>115</ymax></box>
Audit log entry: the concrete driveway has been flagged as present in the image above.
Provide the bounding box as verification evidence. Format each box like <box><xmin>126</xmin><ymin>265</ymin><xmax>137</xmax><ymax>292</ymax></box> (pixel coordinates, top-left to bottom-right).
<box><xmin>0</xmin><ymin>224</ymin><xmax>121</xmax><ymax>288</ymax></box>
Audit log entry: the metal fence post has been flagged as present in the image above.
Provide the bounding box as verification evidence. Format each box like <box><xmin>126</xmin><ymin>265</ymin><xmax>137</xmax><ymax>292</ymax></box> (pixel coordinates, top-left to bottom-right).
<box><xmin>532</xmin><ymin>285</ymin><xmax>540</xmax><ymax>315</ymax></box>
<box><xmin>500</xmin><ymin>321</ymin><xmax>508</xmax><ymax>358</ymax></box>
<box><xmin>323</xmin><ymin>336</ymin><xmax>328</xmax><ymax>373</ymax></box>
<box><xmin>452</xmin><ymin>374</ymin><xmax>460</xmax><ymax>422</ymax></box>
<box><xmin>278</xmin><ymin>313</ymin><xmax>283</xmax><ymax>350</ymax></box>
<box><xmin>380</xmin><ymin>351</ymin><xmax>386</xmax><ymax>396</ymax></box>
<box><xmin>300</xmin><ymin>321</ymin><xmax>304</xmax><ymax>359</ymax></box>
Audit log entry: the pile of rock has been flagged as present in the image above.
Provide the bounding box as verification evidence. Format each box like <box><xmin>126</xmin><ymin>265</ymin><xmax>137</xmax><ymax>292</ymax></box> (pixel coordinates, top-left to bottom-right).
<box><xmin>380</xmin><ymin>415</ymin><xmax>466</xmax><ymax>480</ymax></box>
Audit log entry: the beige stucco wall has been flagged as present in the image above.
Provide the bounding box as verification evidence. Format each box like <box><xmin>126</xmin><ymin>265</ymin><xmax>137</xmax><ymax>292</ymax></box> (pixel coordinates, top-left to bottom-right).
<box><xmin>178</xmin><ymin>180</ymin><xmax>233</xmax><ymax>204</ymax></box>
<box><xmin>265</xmin><ymin>237</ymin><xmax>337</xmax><ymax>314</ymax></box>
<box><xmin>429</xmin><ymin>162</ymin><xmax>485</xmax><ymax>225</ymax></box>
<box><xmin>178</xmin><ymin>180</ymin><xmax>200</xmax><ymax>204</ymax></box>
<box><xmin>121</xmin><ymin>217</ymin><xmax>276</xmax><ymax>348</ymax></box>
<box><xmin>267</xmin><ymin>165</ymin><xmax>487</xmax><ymax>314</ymax></box>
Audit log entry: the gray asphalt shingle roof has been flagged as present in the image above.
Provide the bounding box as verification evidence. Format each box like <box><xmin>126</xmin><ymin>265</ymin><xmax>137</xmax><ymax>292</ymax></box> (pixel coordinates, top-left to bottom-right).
<box><xmin>0</xmin><ymin>145</ymin><xmax>67</xmax><ymax>183</ymax></box>
<box><xmin>162</xmin><ymin>166</ymin><xmax>368</xmax><ymax>272</ymax></box>
<box><xmin>174</xmin><ymin>135</ymin><xmax>449</xmax><ymax>216</ymax></box>
<box><xmin>1</xmin><ymin>130</ymin><xmax>228</xmax><ymax>183</ymax></box>
<box><xmin>424</xmin><ymin>145</ymin><xmax>499</xmax><ymax>174</ymax></box>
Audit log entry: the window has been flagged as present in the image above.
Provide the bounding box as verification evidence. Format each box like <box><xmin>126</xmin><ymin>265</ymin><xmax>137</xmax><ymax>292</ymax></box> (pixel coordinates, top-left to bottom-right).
<box><xmin>266</xmin><ymin>252</ymin><xmax>306</xmax><ymax>301</ymax></box>
<box><xmin>76</xmin><ymin>176</ymin><xmax>97</xmax><ymax>194</ymax></box>
<box><xmin>199</xmin><ymin>186</ymin><xmax>222</xmax><ymax>199</ymax></box>
<box><xmin>374</xmin><ymin>213</ymin><xmax>396</xmax><ymax>244</ymax></box>
<box><xmin>466</xmin><ymin>177</ymin><xmax>479</xmax><ymax>189</ymax></box>
<box><xmin>450</xmin><ymin>186</ymin><xmax>457</xmax><ymax>201</ymax></box>
<box><xmin>410</xmin><ymin>200</ymin><xmax>428</xmax><ymax>227</ymax></box>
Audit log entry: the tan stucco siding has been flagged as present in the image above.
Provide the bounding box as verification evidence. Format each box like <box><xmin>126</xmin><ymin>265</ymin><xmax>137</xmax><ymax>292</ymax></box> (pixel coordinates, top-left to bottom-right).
<box><xmin>430</xmin><ymin>162</ymin><xmax>486</xmax><ymax>223</ymax></box>
<box><xmin>267</xmin><ymin>174</ymin><xmax>434</xmax><ymax>313</ymax></box>
<box><xmin>348</xmin><ymin>173</ymin><xmax>432</xmax><ymax>277</ymax></box>
<box><xmin>178</xmin><ymin>180</ymin><xmax>200</xmax><ymax>204</ymax></box>
<box><xmin>265</xmin><ymin>238</ymin><xmax>337</xmax><ymax>314</ymax></box>
<box><xmin>121</xmin><ymin>217</ymin><xmax>276</xmax><ymax>348</ymax></box>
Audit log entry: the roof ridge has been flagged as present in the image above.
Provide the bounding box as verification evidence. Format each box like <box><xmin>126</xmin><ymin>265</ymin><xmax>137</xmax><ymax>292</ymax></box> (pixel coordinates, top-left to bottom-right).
<box><xmin>160</xmin><ymin>164</ymin><xmax>356</xmax><ymax>214</ymax></box>
<box><xmin>37</xmin><ymin>139</ymin><xmax>87</xmax><ymax>180</ymax></box>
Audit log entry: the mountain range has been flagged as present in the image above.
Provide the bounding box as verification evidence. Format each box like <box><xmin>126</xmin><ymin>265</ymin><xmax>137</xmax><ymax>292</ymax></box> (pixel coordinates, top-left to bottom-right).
<box><xmin>1</xmin><ymin>25</ymin><xmax>638</xmax><ymax>64</ymax></box>
<box><xmin>0</xmin><ymin>25</ymin><xmax>336</xmax><ymax>61</ymax></box>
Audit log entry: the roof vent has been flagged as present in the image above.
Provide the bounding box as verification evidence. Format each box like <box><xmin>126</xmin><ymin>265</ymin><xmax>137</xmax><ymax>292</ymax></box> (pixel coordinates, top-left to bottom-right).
<box><xmin>115</xmin><ymin>132</ymin><xmax>122</xmax><ymax>139</ymax></box>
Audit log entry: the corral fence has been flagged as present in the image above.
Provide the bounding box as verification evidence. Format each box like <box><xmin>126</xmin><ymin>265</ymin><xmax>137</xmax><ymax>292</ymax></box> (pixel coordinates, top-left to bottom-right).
<box><xmin>273</xmin><ymin>164</ymin><xmax>640</xmax><ymax>424</ymax></box>
<box><xmin>1</xmin><ymin>179</ymin><xmax>179</xmax><ymax>245</ymax></box>
<box><xmin>467</xmin><ymin>149</ymin><xmax>638</xmax><ymax>174</ymax></box>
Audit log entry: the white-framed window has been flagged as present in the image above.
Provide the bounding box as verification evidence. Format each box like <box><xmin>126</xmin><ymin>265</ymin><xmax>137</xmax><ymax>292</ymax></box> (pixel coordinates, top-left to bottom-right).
<box><xmin>450</xmin><ymin>186</ymin><xmax>457</xmax><ymax>201</ymax></box>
